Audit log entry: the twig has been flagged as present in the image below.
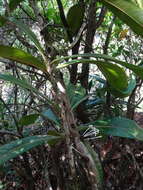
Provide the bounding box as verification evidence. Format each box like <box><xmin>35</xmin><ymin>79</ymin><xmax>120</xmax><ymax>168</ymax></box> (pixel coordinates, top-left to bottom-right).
<box><xmin>0</xmin><ymin>96</ymin><xmax>19</xmax><ymax>129</ymax></box>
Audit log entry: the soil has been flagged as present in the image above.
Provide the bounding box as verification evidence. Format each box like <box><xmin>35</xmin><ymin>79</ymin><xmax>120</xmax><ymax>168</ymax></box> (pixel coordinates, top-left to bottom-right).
<box><xmin>100</xmin><ymin>112</ymin><xmax>143</xmax><ymax>190</ymax></box>
<box><xmin>1</xmin><ymin>112</ymin><xmax>143</xmax><ymax>190</ymax></box>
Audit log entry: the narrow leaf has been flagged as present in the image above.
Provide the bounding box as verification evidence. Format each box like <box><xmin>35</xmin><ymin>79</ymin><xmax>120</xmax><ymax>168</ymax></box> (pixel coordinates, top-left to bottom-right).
<box><xmin>102</xmin><ymin>0</ymin><xmax>143</xmax><ymax>37</ymax></box>
<box><xmin>84</xmin><ymin>142</ymin><xmax>103</xmax><ymax>189</ymax></box>
<box><xmin>0</xmin><ymin>45</ymin><xmax>46</xmax><ymax>72</ymax></box>
<box><xmin>55</xmin><ymin>53</ymin><xmax>143</xmax><ymax>80</ymax></box>
<box><xmin>57</xmin><ymin>59</ymin><xmax>128</xmax><ymax>92</ymax></box>
<box><xmin>10</xmin><ymin>18</ymin><xmax>45</xmax><ymax>56</ymax></box>
<box><xmin>0</xmin><ymin>135</ymin><xmax>62</xmax><ymax>165</ymax></box>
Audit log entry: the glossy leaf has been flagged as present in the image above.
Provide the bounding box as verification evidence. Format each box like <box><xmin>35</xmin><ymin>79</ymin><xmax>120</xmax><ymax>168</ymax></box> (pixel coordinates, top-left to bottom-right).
<box><xmin>86</xmin><ymin>98</ymin><xmax>105</xmax><ymax>109</ymax></box>
<box><xmin>19</xmin><ymin>114</ymin><xmax>40</xmax><ymax>126</ymax></box>
<box><xmin>108</xmin><ymin>117</ymin><xmax>143</xmax><ymax>140</ymax></box>
<box><xmin>97</xmin><ymin>61</ymin><xmax>128</xmax><ymax>92</ymax></box>
<box><xmin>55</xmin><ymin>53</ymin><xmax>143</xmax><ymax>80</ymax></box>
<box><xmin>41</xmin><ymin>108</ymin><xmax>61</xmax><ymax>126</ymax></box>
<box><xmin>79</xmin><ymin>117</ymin><xmax>143</xmax><ymax>141</ymax></box>
<box><xmin>66</xmin><ymin>83</ymin><xmax>87</xmax><ymax>110</ymax></box>
<box><xmin>0</xmin><ymin>135</ymin><xmax>62</xmax><ymax>165</ymax></box>
<box><xmin>0</xmin><ymin>45</ymin><xmax>46</xmax><ymax>72</ymax></box>
<box><xmin>102</xmin><ymin>0</ymin><xmax>143</xmax><ymax>37</ymax></box>
<box><xmin>67</xmin><ymin>3</ymin><xmax>84</xmax><ymax>36</ymax></box>
<box><xmin>9</xmin><ymin>0</ymin><xmax>25</xmax><ymax>11</ymax></box>
<box><xmin>57</xmin><ymin>59</ymin><xmax>128</xmax><ymax>93</ymax></box>
<box><xmin>109</xmin><ymin>78</ymin><xmax>136</xmax><ymax>98</ymax></box>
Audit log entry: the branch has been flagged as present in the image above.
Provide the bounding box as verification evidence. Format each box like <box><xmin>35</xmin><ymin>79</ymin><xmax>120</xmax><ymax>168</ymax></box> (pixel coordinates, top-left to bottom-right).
<box><xmin>56</xmin><ymin>0</ymin><xmax>72</xmax><ymax>42</ymax></box>
<box><xmin>96</xmin><ymin>6</ymin><xmax>107</xmax><ymax>29</ymax></box>
<box><xmin>103</xmin><ymin>16</ymin><xmax>116</xmax><ymax>54</ymax></box>
<box><xmin>14</xmin><ymin>30</ymin><xmax>37</xmax><ymax>51</ymax></box>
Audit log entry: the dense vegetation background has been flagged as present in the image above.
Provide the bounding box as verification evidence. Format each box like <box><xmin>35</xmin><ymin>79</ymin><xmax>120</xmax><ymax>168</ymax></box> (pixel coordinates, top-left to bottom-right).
<box><xmin>1</xmin><ymin>0</ymin><xmax>143</xmax><ymax>189</ymax></box>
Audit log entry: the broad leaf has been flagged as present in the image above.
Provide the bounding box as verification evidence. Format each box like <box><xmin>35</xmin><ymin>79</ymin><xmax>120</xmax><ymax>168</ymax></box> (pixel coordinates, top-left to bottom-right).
<box><xmin>57</xmin><ymin>59</ymin><xmax>128</xmax><ymax>93</ymax></box>
<box><xmin>66</xmin><ymin>83</ymin><xmax>87</xmax><ymax>110</ymax></box>
<box><xmin>108</xmin><ymin>117</ymin><xmax>143</xmax><ymax>140</ymax></box>
<box><xmin>19</xmin><ymin>114</ymin><xmax>40</xmax><ymax>126</ymax></box>
<box><xmin>0</xmin><ymin>16</ymin><xmax>7</xmax><ymax>27</ymax></box>
<box><xmin>0</xmin><ymin>45</ymin><xmax>46</xmax><ymax>72</ymax></box>
<box><xmin>79</xmin><ymin>117</ymin><xmax>143</xmax><ymax>141</ymax></box>
<box><xmin>0</xmin><ymin>135</ymin><xmax>62</xmax><ymax>165</ymax></box>
<box><xmin>42</xmin><ymin>108</ymin><xmax>61</xmax><ymax>126</ymax></box>
<box><xmin>97</xmin><ymin>61</ymin><xmax>128</xmax><ymax>92</ymax></box>
<box><xmin>67</xmin><ymin>3</ymin><xmax>84</xmax><ymax>36</ymax></box>
<box><xmin>55</xmin><ymin>53</ymin><xmax>143</xmax><ymax>80</ymax></box>
<box><xmin>9</xmin><ymin>0</ymin><xmax>25</xmax><ymax>11</ymax></box>
<box><xmin>109</xmin><ymin>78</ymin><xmax>136</xmax><ymax>98</ymax></box>
<box><xmin>102</xmin><ymin>0</ymin><xmax>143</xmax><ymax>37</ymax></box>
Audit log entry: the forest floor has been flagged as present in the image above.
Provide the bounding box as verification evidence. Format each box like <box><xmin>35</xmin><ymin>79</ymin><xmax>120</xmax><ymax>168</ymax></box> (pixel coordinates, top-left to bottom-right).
<box><xmin>1</xmin><ymin>113</ymin><xmax>143</xmax><ymax>190</ymax></box>
<box><xmin>102</xmin><ymin>112</ymin><xmax>143</xmax><ymax>190</ymax></box>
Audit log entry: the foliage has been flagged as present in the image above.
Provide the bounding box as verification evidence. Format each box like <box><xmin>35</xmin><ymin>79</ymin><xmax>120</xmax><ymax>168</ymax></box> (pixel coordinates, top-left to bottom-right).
<box><xmin>0</xmin><ymin>0</ymin><xmax>143</xmax><ymax>189</ymax></box>
<box><xmin>0</xmin><ymin>135</ymin><xmax>62</xmax><ymax>165</ymax></box>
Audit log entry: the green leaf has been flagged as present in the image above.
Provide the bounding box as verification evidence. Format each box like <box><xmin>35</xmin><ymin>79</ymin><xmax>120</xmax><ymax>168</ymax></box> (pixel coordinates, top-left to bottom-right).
<box><xmin>9</xmin><ymin>0</ymin><xmax>25</xmax><ymax>11</ymax></box>
<box><xmin>47</xmin><ymin>130</ymin><xmax>62</xmax><ymax>136</ymax></box>
<box><xmin>97</xmin><ymin>61</ymin><xmax>128</xmax><ymax>92</ymax></box>
<box><xmin>10</xmin><ymin>18</ymin><xmax>45</xmax><ymax>56</ymax></box>
<box><xmin>67</xmin><ymin>3</ymin><xmax>84</xmax><ymax>36</ymax></box>
<box><xmin>0</xmin><ymin>45</ymin><xmax>46</xmax><ymax>72</ymax></box>
<box><xmin>55</xmin><ymin>53</ymin><xmax>143</xmax><ymax>80</ymax></box>
<box><xmin>120</xmin><ymin>77</ymin><xmax>136</xmax><ymax>94</ymax></box>
<box><xmin>108</xmin><ymin>117</ymin><xmax>143</xmax><ymax>140</ymax></box>
<box><xmin>19</xmin><ymin>114</ymin><xmax>39</xmax><ymax>126</ymax></box>
<box><xmin>42</xmin><ymin>108</ymin><xmax>61</xmax><ymax>126</ymax></box>
<box><xmin>0</xmin><ymin>135</ymin><xmax>62</xmax><ymax>165</ymax></box>
<box><xmin>97</xmin><ymin>117</ymin><xmax>143</xmax><ymax>140</ymax></box>
<box><xmin>66</xmin><ymin>82</ymin><xmax>87</xmax><ymax>110</ymax></box>
<box><xmin>79</xmin><ymin>117</ymin><xmax>143</xmax><ymax>141</ymax></box>
<box><xmin>0</xmin><ymin>74</ymin><xmax>48</xmax><ymax>100</ymax></box>
<box><xmin>84</xmin><ymin>142</ymin><xmax>103</xmax><ymax>189</ymax></box>
<box><xmin>102</xmin><ymin>0</ymin><xmax>143</xmax><ymax>37</ymax></box>
<box><xmin>0</xmin><ymin>16</ymin><xmax>7</xmax><ymax>27</ymax></box>
<box><xmin>109</xmin><ymin>77</ymin><xmax>136</xmax><ymax>98</ymax></box>
<box><xmin>57</xmin><ymin>59</ymin><xmax>128</xmax><ymax>93</ymax></box>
